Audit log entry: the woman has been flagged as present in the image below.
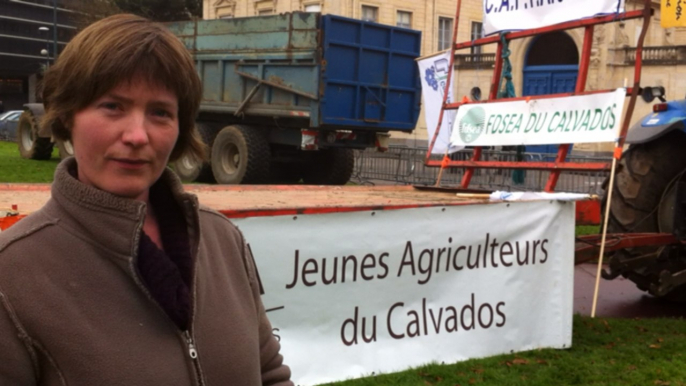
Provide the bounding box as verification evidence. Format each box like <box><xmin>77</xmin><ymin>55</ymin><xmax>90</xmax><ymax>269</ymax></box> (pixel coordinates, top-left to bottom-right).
<box><xmin>0</xmin><ymin>14</ymin><xmax>292</xmax><ymax>385</ymax></box>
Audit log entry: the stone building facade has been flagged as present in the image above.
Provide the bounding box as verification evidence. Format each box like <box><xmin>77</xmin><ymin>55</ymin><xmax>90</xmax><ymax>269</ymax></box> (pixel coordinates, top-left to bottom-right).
<box><xmin>204</xmin><ymin>0</ymin><xmax>679</xmax><ymax>153</ymax></box>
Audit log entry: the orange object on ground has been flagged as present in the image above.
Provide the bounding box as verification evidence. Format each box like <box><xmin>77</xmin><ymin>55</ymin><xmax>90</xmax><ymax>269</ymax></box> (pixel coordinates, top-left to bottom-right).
<box><xmin>575</xmin><ymin>200</ymin><xmax>601</xmax><ymax>225</ymax></box>
<box><xmin>0</xmin><ymin>215</ymin><xmax>24</xmax><ymax>231</ymax></box>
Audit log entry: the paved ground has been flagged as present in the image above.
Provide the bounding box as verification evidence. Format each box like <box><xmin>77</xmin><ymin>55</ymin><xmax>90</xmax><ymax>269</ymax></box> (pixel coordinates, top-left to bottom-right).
<box><xmin>574</xmin><ymin>263</ymin><xmax>685</xmax><ymax>318</ymax></box>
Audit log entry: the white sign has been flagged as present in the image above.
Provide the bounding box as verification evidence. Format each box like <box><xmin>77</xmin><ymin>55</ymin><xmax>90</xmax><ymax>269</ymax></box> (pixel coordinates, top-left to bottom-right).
<box><xmin>233</xmin><ymin>201</ymin><xmax>575</xmax><ymax>385</ymax></box>
<box><xmin>449</xmin><ymin>89</ymin><xmax>626</xmax><ymax>148</ymax></box>
<box><xmin>417</xmin><ymin>51</ymin><xmax>462</xmax><ymax>154</ymax></box>
<box><xmin>483</xmin><ymin>0</ymin><xmax>625</xmax><ymax>36</ymax></box>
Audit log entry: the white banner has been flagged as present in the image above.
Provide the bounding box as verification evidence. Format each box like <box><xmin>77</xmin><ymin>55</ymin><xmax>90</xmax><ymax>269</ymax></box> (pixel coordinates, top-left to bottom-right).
<box><xmin>234</xmin><ymin>201</ymin><xmax>575</xmax><ymax>385</ymax></box>
<box><xmin>483</xmin><ymin>0</ymin><xmax>624</xmax><ymax>36</ymax></box>
<box><xmin>449</xmin><ymin>89</ymin><xmax>626</xmax><ymax>148</ymax></box>
<box><xmin>417</xmin><ymin>51</ymin><xmax>462</xmax><ymax>154</ymax></box>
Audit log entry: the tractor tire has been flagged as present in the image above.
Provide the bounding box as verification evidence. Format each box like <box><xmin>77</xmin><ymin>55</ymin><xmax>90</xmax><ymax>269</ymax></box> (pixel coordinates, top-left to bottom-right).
<box><xmin>211</xmin><ymin>125</ymin><xmax>270</xmax><ymax>184</ymax></box>
<box><xmin>172</xmin><ymin>123</ymin><xmax>218</xmax><ymax>183</ymax></box>
<box><xmin>56</xmin><ymin>139</ymin><xmax>74</xmax><ymax>160</ymax></box>
<box><xmin>17</xmin><ymin>110</ymin><xmax>53</xmax><ymax>160</ymax></box>
<box><xmin>603</xmin><ymin>130</ymin><xmax>686</xmax><ymax>300</ymax></box>
<box><xmin>173</xmin><ymin>154</ymin><xmax>215</xmax><ymax>183</ymax></box>
<box><xmin>302</xmin><ymin>148</ymin><xmax>354</xmax><ymax>185</ymax></box>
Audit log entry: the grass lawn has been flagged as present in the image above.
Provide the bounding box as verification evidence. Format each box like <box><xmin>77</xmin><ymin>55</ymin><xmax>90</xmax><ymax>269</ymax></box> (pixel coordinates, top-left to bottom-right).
<box><xmin>325</xmin><ymin>315</ymin><xmax>686</xmax><ymax>386</ymax></box>
<box><xmin>0</xmin><ymin>140</ymin><xmax>60</xmax><ymax>183</ymax></box>
<box><xmin>576</xmin><ymin>225</ymin><xmax>600</xmax><ymax>236</ymax></box>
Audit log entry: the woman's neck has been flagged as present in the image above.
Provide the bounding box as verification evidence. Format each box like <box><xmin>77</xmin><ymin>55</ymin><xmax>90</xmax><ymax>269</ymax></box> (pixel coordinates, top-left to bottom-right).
<box><xmin>143</xmin><ymin>204</ymin><xmax>164</xmax><ymax>250</ymax></box>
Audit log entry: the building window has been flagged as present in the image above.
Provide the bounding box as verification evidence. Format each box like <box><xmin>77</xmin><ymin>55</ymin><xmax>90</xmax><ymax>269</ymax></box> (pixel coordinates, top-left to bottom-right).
<box><xmin>438</xmin><ymin>17</ymin><xmax>453</xmax><ymax>51</ymax></box>
<box><xmin>304</xmin><ymin>4</ymin><xmax>321</xmax><ymax>12</ymax></box>
<box><xmin>361</xmin><ymin>5</ymin><xmax>378</xmax><ymax>22</ymax></box>
<box><xmin>254</xmin><ymin>0</ymin><xmax>275</xmax><ymax>16</ymax></box>
<box><xmin>214</xmin><ymin>0</ymin><xmax>236</xmax><ymax>19</ymax></box>
<box><xmin>397</xmin><ymin>11</ymin><xmax>411</xmax><ymax>29</ymax></box>
<box><xmin>471</xmin><ymin>21</ymin><xmax>483</xmax><ymax>55</ymax></box>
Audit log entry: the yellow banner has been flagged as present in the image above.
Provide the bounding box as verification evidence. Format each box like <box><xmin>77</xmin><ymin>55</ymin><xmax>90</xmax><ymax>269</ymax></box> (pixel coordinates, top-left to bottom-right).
<box><xmin>662</xmin><ymin>0</ymin><xmax>686</xmax><ymax>28</ymax></box>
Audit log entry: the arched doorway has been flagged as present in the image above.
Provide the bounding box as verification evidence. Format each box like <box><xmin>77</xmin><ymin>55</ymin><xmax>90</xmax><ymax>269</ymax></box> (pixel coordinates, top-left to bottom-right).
<box><xmin>522</xmin><ymin>32</ymin><xmax>579</xmax><ymax>96</ymax></box>
<box><xmin>522</xmin><ymin>32</ymin><xmax>579</xmax><ymax>155</ymax></box>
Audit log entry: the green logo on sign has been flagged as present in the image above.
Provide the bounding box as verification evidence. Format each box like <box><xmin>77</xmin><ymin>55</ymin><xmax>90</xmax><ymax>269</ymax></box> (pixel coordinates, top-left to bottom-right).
<box><xmin>459</xmin><ymin>107</ymin><xmax>486</xmax><ymax>143</ymax></box>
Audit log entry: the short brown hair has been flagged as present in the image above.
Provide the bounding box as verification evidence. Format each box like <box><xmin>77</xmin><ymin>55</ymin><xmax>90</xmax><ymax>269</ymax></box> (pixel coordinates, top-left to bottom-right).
<box><xmin>42</xmin><ymin>14</ymin><xmax>205</xmax><ymax>162</ymax></box>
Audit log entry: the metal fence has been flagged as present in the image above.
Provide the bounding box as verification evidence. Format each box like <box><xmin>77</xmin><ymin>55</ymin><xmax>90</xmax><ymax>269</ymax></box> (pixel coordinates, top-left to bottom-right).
<box><xmin>351</xmin><ymin>146</ymin><xmax>611</xmax><ymax>194</ymax></box>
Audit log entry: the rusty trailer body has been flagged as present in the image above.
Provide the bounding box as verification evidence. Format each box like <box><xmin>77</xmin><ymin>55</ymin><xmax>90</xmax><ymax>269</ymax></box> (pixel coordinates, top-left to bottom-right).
<box><xmin>164</xmin><ymin>13</ymin><xmax>422</xmax><ymax>185</ymax></box>
<box><xmin>167</xmin><ymin>13</ymin><xmax>422</xmax><ymax>134</ymax></box>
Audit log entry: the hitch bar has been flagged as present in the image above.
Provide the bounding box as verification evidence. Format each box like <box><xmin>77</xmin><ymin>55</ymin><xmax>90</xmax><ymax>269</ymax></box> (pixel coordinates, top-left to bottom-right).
<box><xmin>575</xmin><ymin>233</ymin><xmax>679</xmax><ymax>265</ymax></box>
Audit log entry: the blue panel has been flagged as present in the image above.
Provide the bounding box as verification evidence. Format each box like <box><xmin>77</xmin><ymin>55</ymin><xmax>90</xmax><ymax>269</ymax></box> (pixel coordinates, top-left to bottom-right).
<box><xmin>360</xmin><ymin>50</ymin><xmax>387</xmax><ymax>84</ymax></box>
<box><xmin>385</xmin><ymin>91</ymin><xmax>415</xmax><ymax>123</ymax></box>
<box><xmin>324</xmin><ymin>85</ymin><xmax>357</xmax><ymax>118</ymax></box>
<box><xmin>391</xmin><ymin>30</ymin><xmax>421</xmax><ymax>52</ymax></box>
<box><xmin>326</xmin><ymin>45</ymin><xmax>358</xmax><ymax>82</ymax></box>
<box><xmin>522</xmin><ymin>73</ymin><xmax>550</xmax><ymax>97</ymax></box>
<box><xmin>320</xmin><ymin>14</ymin><xmax>422</xmax><ymax>131</ymax></box>
<box><xmin>551</xmin><ymin>71</ymin><xmax>578</xmax><ymax>94</ymax></box>
<box><xmin>523</xmin><ymin>65</ymin><xmax>578</xmax><ymax>96</ymax></box>
<box><xmin>362</xmin><ymin>25</ymin><xmax>390</xmax><ymax>48</ymax></box>
<box><xmin>328</xmin><ymin>18</ymin><xmax>360</xmax><ymax>44</ymax></box>
<box><xmin>389</xmin><ymin>53</ymin><xmax>417</xmax><ymax>89</ymax></box>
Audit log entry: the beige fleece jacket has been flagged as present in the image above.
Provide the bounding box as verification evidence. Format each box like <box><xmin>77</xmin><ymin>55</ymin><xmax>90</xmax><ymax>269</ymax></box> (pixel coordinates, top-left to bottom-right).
<box><xmin>0</xmin><ymin>159</ymin><xmax>292</xmax><ymax>386</ymax></box>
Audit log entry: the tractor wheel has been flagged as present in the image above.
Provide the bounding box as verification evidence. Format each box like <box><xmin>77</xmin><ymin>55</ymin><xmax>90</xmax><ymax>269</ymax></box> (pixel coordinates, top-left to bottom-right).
<box><xmin>603</xmin><ymin>130</ymin><xmax>686</xmax><ymax>300</ymax></box>
<box><xmin>211</xmin><ymin>125</ymin><xmax>270</xmax><ymax>184</ymax></box>
<box><xmin>172</xmin><ymin>123</ymin><xmax>218</xmax><ymax>183</ymax></box>
<box><xmin>302</xmin><ymin>148</ymin><xmax>354</xmax><ymax>185</ymax></box>
<box><xmin>173</xmin><ymin>154</ymin><xmax>215</xmax><ymax>183</ymax></box>
<box><xmin>17</xmin><ymin>110</ymin><xmax>53</xmax><ymax>160</ymax></box>
<box><xmin>56</xmin><ymin>139</ymin><xmax>74</xmax><ymax>160</ymax></box>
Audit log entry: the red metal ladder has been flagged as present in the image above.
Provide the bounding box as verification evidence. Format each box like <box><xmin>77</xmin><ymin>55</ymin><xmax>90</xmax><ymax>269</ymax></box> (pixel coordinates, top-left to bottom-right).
<box><xmin>426</xmin><ymin>0</ymin><xmax>653</xmax><ymax>192</ymax></box>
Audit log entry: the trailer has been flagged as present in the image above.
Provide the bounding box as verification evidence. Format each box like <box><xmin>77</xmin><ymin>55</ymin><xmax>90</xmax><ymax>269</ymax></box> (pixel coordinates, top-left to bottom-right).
<box><xmin>17</xmin><ymin>13</ymin><xmax>422</xmax><ymax>186</ymax></box>
<box><xmin>0</xmin><ymin>182</ymin><xmax>577</xmax><ymax>385</ymax></box>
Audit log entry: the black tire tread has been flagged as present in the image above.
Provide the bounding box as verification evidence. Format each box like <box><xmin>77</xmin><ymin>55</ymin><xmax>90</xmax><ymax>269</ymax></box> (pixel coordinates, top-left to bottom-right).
<box><xmin>604</xmin><ymin>130</ymin><xmax>686</xmax><ymax>300</ymax></box>
<box><xmin>174</xmin><ymin>123</ymin><xmax>219</xmax><ymax>183</ymax></box>
<box><xmin>56</xmin><ymin>139</ymin><xmax>74</xmax><ymax>160</ymax></box>
<box><xmin>17</xmin><ymin>110</ymin><xmax>53</xmax><ymax>160</ymax></box>
<box><xmin>302</xmin><ymin>148</ymin><xmax>354</xmax><ymax>185</ymax></box>
<box><xmin>211</xmin><ymin>125</ymin><xmax>270</xmax><ymax>184</ymax></box>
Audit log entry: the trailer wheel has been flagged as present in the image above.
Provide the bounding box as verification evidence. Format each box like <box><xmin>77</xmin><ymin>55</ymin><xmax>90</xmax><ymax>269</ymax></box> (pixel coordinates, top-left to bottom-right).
<box><xmin>211</xmin><ymin>125</ymin><xmax>270</xmax><ymax>184</ymax></box>
<box><xmin>302</xmin><ymin>148</ymin><xmax>354</xmax><ymax>185</ymax></box>
<box><xmin>56</xmin><ymin>139</ymin><xmax>74</xmax><ymax>160</ymax></box>
<box><xmin>17</xmin><ymin>110</ymin><xmax>53</xmax><ymax>160</ymax></box>
<box><xmin>604</xmin><ymin>130</ymin><xmax>686</xmax><ymax>300</ymax></box>
<box><xmin>172</xmin><ymin>123</ymin><xmax>217</xmax><ymax>183</ymax></box>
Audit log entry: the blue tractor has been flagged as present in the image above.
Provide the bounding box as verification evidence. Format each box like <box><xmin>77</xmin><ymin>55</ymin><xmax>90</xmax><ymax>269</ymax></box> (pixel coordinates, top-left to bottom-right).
<box><xmin>603</xmin><ymin>86</ymin><xmax>686</xmax><ymax>300</ymax></box>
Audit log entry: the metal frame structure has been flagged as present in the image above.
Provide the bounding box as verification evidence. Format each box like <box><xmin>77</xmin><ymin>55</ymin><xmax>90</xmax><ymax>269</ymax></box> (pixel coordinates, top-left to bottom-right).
<box><xmin>425</xmin><ymin>0</ymin><xmax>654</xmax><ymax>192</ymax></box>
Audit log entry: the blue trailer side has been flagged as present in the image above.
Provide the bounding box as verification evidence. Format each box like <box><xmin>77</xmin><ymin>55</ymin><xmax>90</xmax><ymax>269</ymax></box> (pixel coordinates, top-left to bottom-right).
<box><xmin>319</xmin><ymin>15</ymin><xmax>421</xmax><ymax>131</ymax></box>
<box><xmin>166</xmin><ymin>13</ymin><xmax>422</xmax><ymax>185</ymax></box>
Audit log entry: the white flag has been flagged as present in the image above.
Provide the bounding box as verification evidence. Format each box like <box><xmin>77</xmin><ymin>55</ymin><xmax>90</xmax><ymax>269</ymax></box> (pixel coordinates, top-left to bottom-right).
<box><xmin>417</xmin><ymin>51</ymin><xmax>463</xmax><ymax>154</ymax></box>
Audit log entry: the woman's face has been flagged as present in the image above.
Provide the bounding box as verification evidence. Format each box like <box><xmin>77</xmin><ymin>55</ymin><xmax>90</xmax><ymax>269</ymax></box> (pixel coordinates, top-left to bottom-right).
<box><xmin>70</xmin><ymin>80</ymin><xmax>179</xmax><ymax>202</ymax></box>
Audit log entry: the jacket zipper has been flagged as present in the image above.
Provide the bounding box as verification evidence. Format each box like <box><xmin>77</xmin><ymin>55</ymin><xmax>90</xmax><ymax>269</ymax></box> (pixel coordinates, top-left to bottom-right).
<box><xmin>129</xmin><ymin>202</ymin><xmax>207</xmax><ymax>386</ymax></box>
<box><xmin>184</xmin><ymin>330</ymin><xmax>205</xmax><ymax>386</ymax></box>
<box><xmin>185</xmin><ymin>330</ymin><xmax>199</xmax><ymax>359</ymax></box>
<box><xmin>184</xmin><ymin>198</ymin><xmax>205</xmax><ymax>386</ymax></box>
